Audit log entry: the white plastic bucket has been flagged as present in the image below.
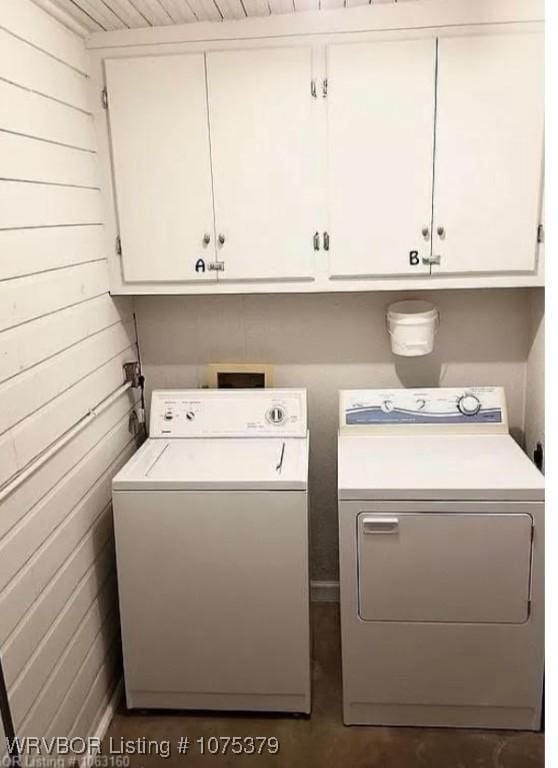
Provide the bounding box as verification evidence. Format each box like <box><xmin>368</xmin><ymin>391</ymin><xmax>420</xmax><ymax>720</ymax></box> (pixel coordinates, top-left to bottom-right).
<box><xmin>386</xmin><ymin>300</ymin><xmax>439</xmax><ymax>357</ymax></box>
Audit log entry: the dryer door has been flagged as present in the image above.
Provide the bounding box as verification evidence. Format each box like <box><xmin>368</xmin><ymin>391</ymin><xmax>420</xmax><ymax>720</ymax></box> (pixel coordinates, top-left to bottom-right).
<box><xmin>357</xmin><ymin>512</ymin><xmax>532</xmax><ymax>623</ymax></box>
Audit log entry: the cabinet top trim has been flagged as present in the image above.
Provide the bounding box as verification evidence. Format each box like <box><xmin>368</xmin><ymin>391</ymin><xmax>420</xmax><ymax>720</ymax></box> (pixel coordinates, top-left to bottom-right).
<box><xmin>87</xmin><ymin>0</ymin><xmax>543</xmax><ymax>51</ymax></box>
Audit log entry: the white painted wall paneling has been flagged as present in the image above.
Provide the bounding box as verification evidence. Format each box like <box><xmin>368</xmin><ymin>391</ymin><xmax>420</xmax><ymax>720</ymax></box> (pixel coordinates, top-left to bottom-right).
<box><xmin>0</xmin><ymin>395</ymin><xmax>133</xmax><ymax>563</ymax></box>
<box><xmin>46</xmin><ymin>627</ymin><xmax>120</xmax><ymax>748</ymax></box>
<box><xmin>0</xmin><ymin>184</ymin><xmax>102</xmax><ymax>229</ymax></box>
<box><xmin>0</xmin><ymin>262</ymin><xmax>109</xmax><ymax>332</ymax></box>
<box><xmin>21</xmin><ymin>599</ymin><xmax>119</xmax><ymax>739</ymax></box>
<box><xmin>0</xmin><ymin>320</ymin><xmax>135</xmax><ymax>436</ymax></box>
<box><xmin>0</xmin><ymin>80</ymin><xmax>96</xmax><ymax>150</ymax></box>
<box><xmin>0</xmin><ymin>294</ymin><xmax>131</xmax><ymax>383</ymax></box>
<box><xmin>0</xmin><ymin>227</ymin><xmax>105</xmax><ymax>282</ymax></box>
<box><xmin>0</xmin><ymin>343</ymin><xmax>136</xmax><ymax>487</ymax></box>
<box><xmin>0</xmin><ymin>0</ymin><xmax>89</xmax><ymax>71</ymax></box>
<box><xmin>0</xmin><ymin>29</ymin><xmax>90</xmax><ymax>111</ymax></box>
<box><xmin>0</xmin><ymin>431</ymin><xmax>136</xmax><ymax>717</ymax></box>
<box><xmin>6</xmin><ymin>545</ymin><xmax>115</xmax><ymax>723</ymax></box>
<box><xmin>0</xmin><ymin>1</ymin><xmax>138</xmax><ymax>749</ymax></box>
<box><xmin>0</xmin><ymin>133</ymin><xmax>98</xmax><ymax>189</ymax></box>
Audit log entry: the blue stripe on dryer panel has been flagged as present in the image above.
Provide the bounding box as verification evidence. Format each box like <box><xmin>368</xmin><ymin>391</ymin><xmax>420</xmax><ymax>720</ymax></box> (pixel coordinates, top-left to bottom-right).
<box><xmin>345</xmin><ymin>407</ymin><xmax>502</xmax><ymax>425</ymax></box>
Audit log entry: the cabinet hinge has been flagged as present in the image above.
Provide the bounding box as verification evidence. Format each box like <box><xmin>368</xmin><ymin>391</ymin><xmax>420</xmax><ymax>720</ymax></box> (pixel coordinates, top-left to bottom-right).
<box><xmin>115</xmin><ymin>235</ymin><xmax>122</xmax><ymax>256</ymax></box>
<box><xmin>208</xmin><ymin>261</ymin><xmax>225</xmax><ymax>272</ymax></box>
<box><xmin>310</xmin><ymin>79</ymin><xmax>317</xmax><ymax>99</ymax></box>
<box><xmin>322</xmin><ymin>78</ymin><xmax>328</xmax><ymax>98</ymax></box>
<box><xmin>101</xmin><ymin>87</ymin><xmax>108</xmax><ymax>109</ymax></box>
<box><xmin>537</xmin><ymin>223</ymin><xmax>544</xmax><ymax>244</ymax></box>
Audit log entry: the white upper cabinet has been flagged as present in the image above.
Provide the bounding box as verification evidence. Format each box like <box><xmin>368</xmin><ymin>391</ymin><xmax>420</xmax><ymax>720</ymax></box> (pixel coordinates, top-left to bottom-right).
<box><xmin>106</xmin><ymin>55</ymin><xmax>217</xmax><ymax>282</ymax></box>
<box><xmin>432</xmin><ymin>33</ymin><xmax>544</xmax><ymax>274</ymax></box>
<box><xmin>206</xmin><ymin>47</ymin><xmax>318</xmax><ymax>282</ymax></box>
<box><xmin>100</xmin><ymin>23</ymin><xmax>544</xmax><ymax>293</ymax></box>
<box><xmin>326</xmin><ymin>40</ymin><xmax>436</xmax><ymax>279</ymax></box>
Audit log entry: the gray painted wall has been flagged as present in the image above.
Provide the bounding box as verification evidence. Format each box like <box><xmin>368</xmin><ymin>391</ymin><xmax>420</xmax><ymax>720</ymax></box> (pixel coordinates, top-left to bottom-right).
<box><xmin>136</xmin><ymin>288</ymin><xmax>534</xmax><ymax>581</ymax></box>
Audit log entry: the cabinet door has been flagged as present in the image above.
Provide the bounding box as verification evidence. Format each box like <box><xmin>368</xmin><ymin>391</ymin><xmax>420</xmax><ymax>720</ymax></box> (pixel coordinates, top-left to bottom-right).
<box><xmin>106</xmin><ymin>55</ymin><xmax>217</xmax><ymax>283</ymax></box>
<box><xmin>206</xmin><ymin>48</ymin><xmax>318</xmax><ymax>282</ymax></box>
<box><xmin>432</xmin><ymin>33</ymin><xmax>544</xmax><ymax>274</ymax></box>
<box><xmin>326</xmin><ymin>40</ymin><xmax>436</xmax><ymax>279</ymax></box>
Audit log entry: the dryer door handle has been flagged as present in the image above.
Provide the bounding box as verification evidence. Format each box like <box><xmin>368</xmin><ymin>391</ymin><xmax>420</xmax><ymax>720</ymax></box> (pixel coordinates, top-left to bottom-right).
<box><xmin>361</xmin><ymin>517</ymin><xmax>399</xmax><ymax>534</ymax></box>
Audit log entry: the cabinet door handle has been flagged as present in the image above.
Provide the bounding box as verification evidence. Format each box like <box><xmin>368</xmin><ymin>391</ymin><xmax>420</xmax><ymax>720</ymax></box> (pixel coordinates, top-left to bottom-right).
<box><xmin>437</xmin><ymin>226</ymin><xmax>446</xmax><ymax>239</ymax></box>
<box><xmin>323</xmin><ymin>232</ymin><xmax>330</xmax><ymax>251</ymax></box>
<box><xmin>421</xmin><ymin>226</ymin><xmax>430</xmax><ymax>240</ymax></box>
<box><xmin>313</xmin><ymin>232</ymin><xmax>320</xmax><ymax>251</ymax></box>
<box><xmin>218</xmin><ymin>233</ymin><xmax>225</xmax><ymax>247</ymax></box>
<box><xmin>202</xmin><ymin>233</ymin><xmax>211</xmax><ymax>247</ymax></box>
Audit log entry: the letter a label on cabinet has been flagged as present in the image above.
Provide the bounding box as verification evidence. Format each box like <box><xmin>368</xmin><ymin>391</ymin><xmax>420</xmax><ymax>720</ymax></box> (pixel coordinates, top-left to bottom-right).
<box><xmin>195</xmin><ymin>258</ymin><xmax>206</xmax><ymax>273</ymax></box>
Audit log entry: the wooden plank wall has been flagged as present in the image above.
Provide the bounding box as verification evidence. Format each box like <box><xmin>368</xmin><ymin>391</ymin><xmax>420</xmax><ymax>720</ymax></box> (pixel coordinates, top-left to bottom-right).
<box><xmin>0</xmin><ymin>0</ymin><xmax>138</xmax><ymax>747</ymax></box>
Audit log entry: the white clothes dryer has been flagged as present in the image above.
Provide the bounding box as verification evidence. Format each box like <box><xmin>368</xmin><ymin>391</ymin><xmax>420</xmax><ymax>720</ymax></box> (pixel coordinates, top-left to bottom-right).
<box><xmin>338</xmin><ymin>387</ymin><xmax>544</xmax><ymax>729</ymax></box>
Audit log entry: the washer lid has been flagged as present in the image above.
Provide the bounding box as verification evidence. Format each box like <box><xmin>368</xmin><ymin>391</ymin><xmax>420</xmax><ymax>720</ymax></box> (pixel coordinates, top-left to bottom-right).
<box><xmin>112</xmin><ymin>436</ymin><xmax>309</xmax><ymax>491</ymax></box>
<box><xmin>338</xmin><ymin>434</ymin><xmax>544</xmax><ymax>501</ymax></box>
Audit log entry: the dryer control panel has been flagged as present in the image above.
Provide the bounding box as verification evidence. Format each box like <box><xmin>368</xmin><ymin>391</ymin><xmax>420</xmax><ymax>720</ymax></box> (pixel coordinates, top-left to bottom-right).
<box><xmin>150</xmin><ymin>389</ymin><xmax>307</xmax><ymax>438</ymax></box>
<box><xmin>340</xmin><ymin>387</ymin><xmax>508</xmax><ymax>434</ymax></box>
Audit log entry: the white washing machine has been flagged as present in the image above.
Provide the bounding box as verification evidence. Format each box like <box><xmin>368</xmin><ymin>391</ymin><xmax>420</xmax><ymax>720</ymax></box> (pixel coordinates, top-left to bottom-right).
<box><xmin>338</xmin><ymin>387</ymin><xmax>544</xmax><ymax>730</ymax></box>
<box><xmin>112</xmin><ymin>388</ymin><xmax>310</xmax><ymax>713</ymax></box>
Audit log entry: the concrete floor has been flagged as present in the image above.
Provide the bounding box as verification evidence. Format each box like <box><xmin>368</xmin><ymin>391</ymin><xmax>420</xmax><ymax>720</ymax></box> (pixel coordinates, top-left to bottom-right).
<box><xmin>104</xmin><ymin>604</ymin><xmax>544</xmax><ymax>767</ymax></box>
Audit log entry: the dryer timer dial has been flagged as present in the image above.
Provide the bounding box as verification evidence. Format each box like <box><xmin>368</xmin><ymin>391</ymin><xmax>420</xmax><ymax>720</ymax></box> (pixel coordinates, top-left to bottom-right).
<box><xmin>457</xmin><ymin>394</ymin><xmax>481</xmax><ymax>416</ymax></box>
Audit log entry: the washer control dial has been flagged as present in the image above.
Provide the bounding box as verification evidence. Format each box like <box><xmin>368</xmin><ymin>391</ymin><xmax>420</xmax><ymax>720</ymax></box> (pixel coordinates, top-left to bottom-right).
<box><xmin>457</xmin><ymin>394</ymin><xmax>481</xmax><ymax>416</ymax></box>
<box><xmin>266</xmin><ymin>406</ymin><xmax>286</xmax><ymax>425</ymax></box>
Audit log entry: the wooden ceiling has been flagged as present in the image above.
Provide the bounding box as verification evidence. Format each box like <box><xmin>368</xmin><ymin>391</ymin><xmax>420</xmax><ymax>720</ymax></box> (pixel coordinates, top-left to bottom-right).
<box><xmin>47</xmin><ymin>0</ymin><xmax>403</xmax><ymax>31</ymax></box>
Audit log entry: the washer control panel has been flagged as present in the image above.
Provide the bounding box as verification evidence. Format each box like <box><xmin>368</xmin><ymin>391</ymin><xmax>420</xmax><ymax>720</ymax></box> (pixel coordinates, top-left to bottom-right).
<box><xmin>340</xmin><ymin>387</ymin><xmax>508</xmax><ymax>433</ymax></box>
<box><xmin>150</xmin><ymin>389</ymin><xmax>307</xmax><ymax>438</ymax></box>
